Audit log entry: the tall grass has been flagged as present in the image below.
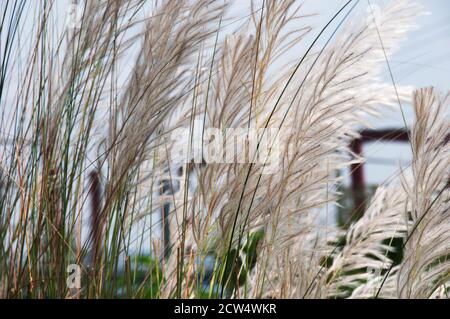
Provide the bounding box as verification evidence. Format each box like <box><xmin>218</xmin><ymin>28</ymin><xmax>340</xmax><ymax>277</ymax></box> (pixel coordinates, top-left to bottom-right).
<box><xmin>0</xmin><ymin>0</ymin><xmax>448</xmax><ymax>299</ymax></box>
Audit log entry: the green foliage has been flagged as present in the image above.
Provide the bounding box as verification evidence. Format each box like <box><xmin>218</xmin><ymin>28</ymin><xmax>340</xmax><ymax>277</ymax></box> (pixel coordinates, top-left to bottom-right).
<box><xmin>220</xmin><ymin>229</ymin><xmax>264</xmax><ymax>296</ymax></box>
<box><xmin>115</xmin><ymin>255</ymin><xmax>163</xmax><ymax>299</ymax></box>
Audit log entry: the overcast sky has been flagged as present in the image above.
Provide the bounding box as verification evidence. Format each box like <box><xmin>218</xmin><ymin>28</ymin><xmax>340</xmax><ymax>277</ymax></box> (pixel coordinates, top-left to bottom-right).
<box><xmin>357</xmin><ymin>0</ymin><xmax>450</xmax><ymax>184</ymax></box>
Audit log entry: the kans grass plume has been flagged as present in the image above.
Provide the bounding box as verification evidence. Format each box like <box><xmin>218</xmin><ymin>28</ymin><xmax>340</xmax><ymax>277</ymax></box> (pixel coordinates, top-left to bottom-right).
<box><xmin>0</xmin><ymin>0</ymin><xmax>448</xmax><ymax>299</ymax></box>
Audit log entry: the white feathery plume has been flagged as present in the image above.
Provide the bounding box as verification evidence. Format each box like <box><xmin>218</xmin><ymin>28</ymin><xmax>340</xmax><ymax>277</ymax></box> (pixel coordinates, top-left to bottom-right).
<box><xmin>327</xmin><ymin>183</ymin><xmax>410</xmax><ymax>298</ymax></box>
<box><xmin>397</xmin><ymin>88</ymin><xmax>450</xmax><ymax>299</ymax></box>
<box><xmin>259</xmin><ymin>0</ymin><xmax>422</xmax><ymax>298</ymax></box>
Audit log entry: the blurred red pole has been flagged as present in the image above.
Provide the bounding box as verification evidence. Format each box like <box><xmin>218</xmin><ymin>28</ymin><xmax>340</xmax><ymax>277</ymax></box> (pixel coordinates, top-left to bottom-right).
<box><xmin>349</xmin><ymin>128</ymin><xmax>410</xmax><ymax>220</ymax></box>
<box><xmin>350</xmin><ymin>138</ymin><xmax>365</xmax><ymax>220</ymax></box>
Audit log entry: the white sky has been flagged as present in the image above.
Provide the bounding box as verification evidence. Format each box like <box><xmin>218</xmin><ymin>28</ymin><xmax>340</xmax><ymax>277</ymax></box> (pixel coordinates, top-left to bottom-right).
<box><xmin>361</xmin><ymin>0</ymin><xmax>450</xmax><ymax>184</ymax></box>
